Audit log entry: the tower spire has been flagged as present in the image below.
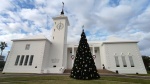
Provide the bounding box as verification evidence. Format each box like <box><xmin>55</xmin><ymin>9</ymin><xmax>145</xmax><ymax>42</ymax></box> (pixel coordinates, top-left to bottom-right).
<box><xmin>61</xmin><ymin>2</ymin><xmax>64</xmax><ymax>15</ymax></box>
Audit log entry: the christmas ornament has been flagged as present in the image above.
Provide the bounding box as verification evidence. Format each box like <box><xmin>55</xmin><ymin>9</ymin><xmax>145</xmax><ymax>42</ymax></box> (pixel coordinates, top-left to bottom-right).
<box><xmin>93</xmin><ymin>55</ymin><xmax>96</xmax><ymax>59</ymax></box>
<box><xmin>71</xmin><ymin>55</ymin><xmax>75</xmax><ymax>60</ymax></box>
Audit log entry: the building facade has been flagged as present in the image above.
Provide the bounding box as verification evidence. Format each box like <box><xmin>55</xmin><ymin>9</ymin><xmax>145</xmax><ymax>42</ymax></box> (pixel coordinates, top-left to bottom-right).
<box><xmin>3</xmin><ymin>12</ymin><xmax>147</xmax><ymax>74</ymax></box>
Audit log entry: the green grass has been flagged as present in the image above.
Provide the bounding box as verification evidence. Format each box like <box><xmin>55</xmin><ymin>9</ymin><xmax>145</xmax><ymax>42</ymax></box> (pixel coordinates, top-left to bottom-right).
<box><xmin>0</xmin><ymin>75</ymin><xmax>150</xmax><ymax>84</ymax></box>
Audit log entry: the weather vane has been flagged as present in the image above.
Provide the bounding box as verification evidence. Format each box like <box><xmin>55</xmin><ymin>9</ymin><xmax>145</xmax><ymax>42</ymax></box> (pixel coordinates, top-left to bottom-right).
<box><xmin>61</xmin><ymin>2</ymin><xmax>64</xmax><ymax>15</ymax></box>
<box><xmin>62</xmin><ymin>2</ymin><xmax>64</xmax><ymax>8</ymax></box>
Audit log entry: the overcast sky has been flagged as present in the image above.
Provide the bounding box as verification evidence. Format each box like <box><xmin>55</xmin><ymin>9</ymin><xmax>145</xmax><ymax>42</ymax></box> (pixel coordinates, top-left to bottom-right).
<box><xmin>0</xmin><ymin>0</ymin><xmax>150</xmax><ymax>57</ymax></box>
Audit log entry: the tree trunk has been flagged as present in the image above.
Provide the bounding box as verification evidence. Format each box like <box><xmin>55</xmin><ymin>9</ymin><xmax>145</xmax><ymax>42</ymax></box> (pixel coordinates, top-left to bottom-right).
<box><xmin>1</xmin><ymin>50</ymin><xmax>3</xmax><ymax>56</ymax></box>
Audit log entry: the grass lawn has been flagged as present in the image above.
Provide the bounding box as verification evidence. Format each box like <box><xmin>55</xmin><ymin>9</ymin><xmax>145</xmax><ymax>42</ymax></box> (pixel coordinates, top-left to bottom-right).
<box><xmin>0</xmin><ymin>75</ymin><xmax>150</xmax><ymax>84</ymax></box>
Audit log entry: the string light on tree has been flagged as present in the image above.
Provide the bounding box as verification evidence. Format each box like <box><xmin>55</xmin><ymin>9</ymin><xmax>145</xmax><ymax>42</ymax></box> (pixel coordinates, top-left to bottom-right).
<box><xmin>70</xmin><ymin>26</ymin><xmax>100</xmax><ymax>80</ymax></box>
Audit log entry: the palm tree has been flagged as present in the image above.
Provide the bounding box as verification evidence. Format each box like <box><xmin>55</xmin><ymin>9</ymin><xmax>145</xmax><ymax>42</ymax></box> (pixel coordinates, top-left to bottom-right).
<box><xmin>0</xmin><ymin>42</ymin><xmax>7</xmax><ymax>56</ymax></box>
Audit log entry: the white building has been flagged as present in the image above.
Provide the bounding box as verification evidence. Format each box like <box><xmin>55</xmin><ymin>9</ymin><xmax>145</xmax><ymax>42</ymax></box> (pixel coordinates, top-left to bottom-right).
<box><xmin>3</xmin><ymin>11</ymin><xmax>147</xmax><ymax>74</ymax></box>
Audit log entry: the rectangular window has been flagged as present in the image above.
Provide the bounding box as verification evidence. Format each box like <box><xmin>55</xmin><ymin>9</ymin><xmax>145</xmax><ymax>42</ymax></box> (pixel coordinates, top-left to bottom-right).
<box><xmin>122</xmin><ymin>56</ymin><xmax>127</xmax><ymax>67</ymax></box>
<box><xmin>95</xmin><ymin>50</ymin><xmax>97</xmax><ymax>53</ymax></box>
<box><xmin>115</xmin><ymin>56</ymin><xmax>120</xmax><ymax>67</ymax></box>
<box><xmin>15</xmin><ymin>55</ymin><xmax>20</xmax><ymax>65</ymax></box>
<box><xmin>29</xmin><ymin>55</ymin><xmax>34</xmax><ymax>65</ymax></box>
<box><xmin>19</xmin><ymin>55</ymin><xmax>24</xmax><ymax>65</ymax></box>
<box><xmin>25</xmin><ymin>44</ymin><xmax>30</xmax><ymax>50</ymax></box>
<box><xmin>24</xmin><ymin>55</ymin><xmax>29</xmax><ymax>65</ymax></box>
<box><xmin>129</xmin><ymin>56</ymin><xmax>134</xmax><ymax>67</ymax></box>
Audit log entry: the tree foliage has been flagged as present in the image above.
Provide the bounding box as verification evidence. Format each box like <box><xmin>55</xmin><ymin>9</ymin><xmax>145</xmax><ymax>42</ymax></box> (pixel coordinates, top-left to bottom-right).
<box><xmin>0</xmin><ymin>61</ymin><xmax>5</xmax><ymax>70</ymax></box>
<box><xmin>0</xmin><ymin>42</ymin><xmax>7</xmax><ymax>56</ymax></box>
<box><xmin>142</xmin><ymin>55</ymin><xmax>150</xmax><ymax>71</ymax></box>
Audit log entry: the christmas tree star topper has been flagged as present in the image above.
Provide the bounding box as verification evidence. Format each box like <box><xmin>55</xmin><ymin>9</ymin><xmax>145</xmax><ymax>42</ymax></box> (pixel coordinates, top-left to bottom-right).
<box><xmin>82</xmin><ymin>25</ymin><xmax>84</xmax><ymax>31</ymax></box>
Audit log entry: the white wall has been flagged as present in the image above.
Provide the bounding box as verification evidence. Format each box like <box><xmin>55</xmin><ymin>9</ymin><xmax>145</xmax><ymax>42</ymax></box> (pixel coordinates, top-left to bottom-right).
<box><xmin>100</xmin><ymin>44</ymin><xmax>107</xmax><ymax>69</ymax></box>
<box><xmin>3</xmin><ymin>40</ymin><xmax>46</xmax><ymax>73</ymax></box>
<box><xmin>67</xmin><ymin>48</ymin><xmax>77</xmax><ymax>69</ymax></box>
<box><xmin>50</xmin><ymin>16</ymin><xmax>69</xmax><ymax>68</ymax></box>
<box><xmin>67</xmin><ymin>48</ymin><xmax>72</xmax><ymax>69</ymax></box>
<box><xmin>103</xmin><ymin>43</ymin><xmax>147</xmax><ymax>74</ymax></box>
<box><xmin>94</xmin><ymin>47</ymin><xmax>101</xmax><ymax>69</ymax></box>
<box><xmin>41</xmin><ymin>40</ymin><xmax>51</xmax><ymax>72</ymax></box>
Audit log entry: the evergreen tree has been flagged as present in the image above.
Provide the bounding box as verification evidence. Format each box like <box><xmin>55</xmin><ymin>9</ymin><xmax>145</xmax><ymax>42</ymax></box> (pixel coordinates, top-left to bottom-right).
<box><xmin>70</xmin><ymin>29</ymin><xmax>100</xmax><ymax>80</ymax></box>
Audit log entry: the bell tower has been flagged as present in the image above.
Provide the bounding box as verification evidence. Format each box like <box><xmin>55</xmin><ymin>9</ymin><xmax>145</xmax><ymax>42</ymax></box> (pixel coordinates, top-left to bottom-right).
<box><xmin>50</xmin><ymin>2</ymin><xmax>70</xmax><ymax>73</ymax></box>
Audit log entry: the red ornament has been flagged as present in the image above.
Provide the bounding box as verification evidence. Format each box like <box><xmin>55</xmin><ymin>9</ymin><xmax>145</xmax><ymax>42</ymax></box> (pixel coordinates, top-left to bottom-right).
<box><xmin>93</xmin><ymin>55</ymin><xmax>96</xmax><ymax>59</ymax></box>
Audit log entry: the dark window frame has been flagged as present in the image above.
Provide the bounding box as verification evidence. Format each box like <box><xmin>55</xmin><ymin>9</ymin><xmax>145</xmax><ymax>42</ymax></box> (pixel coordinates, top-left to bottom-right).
<box><xmin>129</xmin><ymin>56</ymin><xmax>135</xmax><ymax>67</ymax></box>
<box><xmin>29</xmin><ymin>55</ymin><xmax>34</xmax><ymax>65</ymax></box>
<box><xmin>122</xmin><ymin>56</ymin><xmax>127</xmax><ymax>67</ymax></box>
<box><xmin>24</xmin><ymin>55</ymin><xmax>29</xmax><ymax>65</ymax></box>
<box><xmin>115</xmin><ymin>56</ymin><xmax>120</xmax><ymax>67</ymax></box>
<box><xmin>15</xmin><ymin>55</ymin><xmax>20</xmax><ymax>65</ymax></box>
<box><xmin>19</xmin><ymin>55</ymin><xmax>24</xmax><ymax>65</ymax></box>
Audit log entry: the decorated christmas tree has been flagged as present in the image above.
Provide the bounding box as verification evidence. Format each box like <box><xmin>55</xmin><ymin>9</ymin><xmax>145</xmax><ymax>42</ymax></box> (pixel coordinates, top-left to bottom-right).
<box><xmin>70</xmin><ymin>29</ymin><xmax>100</xmax><ymax>80</ymax></box>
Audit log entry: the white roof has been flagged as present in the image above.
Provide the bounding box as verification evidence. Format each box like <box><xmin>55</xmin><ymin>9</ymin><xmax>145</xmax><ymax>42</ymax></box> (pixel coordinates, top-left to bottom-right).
<box><xmin>67</xmin><ymin>41</ymin><xmax>102</xmax><ymax>45</ymax></box>
<box><xmin>67</xmin><ymin>37</ymin><xmax>138</xmax><ymax>47</ymax></box>
<box><xmin>103</xmin><ymin>36</ymin><xmax>138</xmax><ymax>43</ymax></box>
<box><xmin>106</xmin><ymin>37</ymin><xmax>129</xmax><ymax>41</ymax></box>
<box><xmin>12</xmin><ymin>35</ymin><xmax>49</xmax><ymax>41</ymax></box>
<box><xmin>88</xmin><ymin>41</ymin><xmax>103</xmax><ymax>44</ymax></box>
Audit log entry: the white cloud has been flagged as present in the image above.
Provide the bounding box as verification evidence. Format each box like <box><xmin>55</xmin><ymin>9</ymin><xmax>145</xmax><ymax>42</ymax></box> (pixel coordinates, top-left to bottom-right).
<box><xmin>0</xmin><ymin>0</ymin><xmax>12</xmax><ymax>12</ymax></box>
<box><xmin>129</xmin><ymin>7</ymin><xmax>150</xmax><ymax>32</ymax></box>
<box><xmin>0</xmin><ymin>0</ymin><xmax>150</xmax><ymax>56</ymax></box>
<box><xmin>0</xmin><ymin>33</ymin><xmax>26</xmax><ymax>56</ymax></box>
<box><xmin>20</xmin><ymin>8</ymin><xmax>46</xmax><ymax>26</ymax></box>
<box><xmin>35</xmin><ymin>0</ymin><xmax>46</xmax><ymax>4</ymax></box>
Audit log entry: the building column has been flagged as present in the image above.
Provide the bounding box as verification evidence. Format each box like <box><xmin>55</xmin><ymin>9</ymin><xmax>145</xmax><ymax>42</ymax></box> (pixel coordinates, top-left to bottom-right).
<box><xmin>92</xmin><ymin>46</ymin><xmax>96</xmax><ymax>63</ymax></box>
<box><xmin>92</xmin><ymin>46</ymin><xmax>95</xmax><ymax>55</ymax></box>
<box><xmin>71</xmin><ymin>47</ymin><xmax>74</xmax><ymax>67</ymax></box>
